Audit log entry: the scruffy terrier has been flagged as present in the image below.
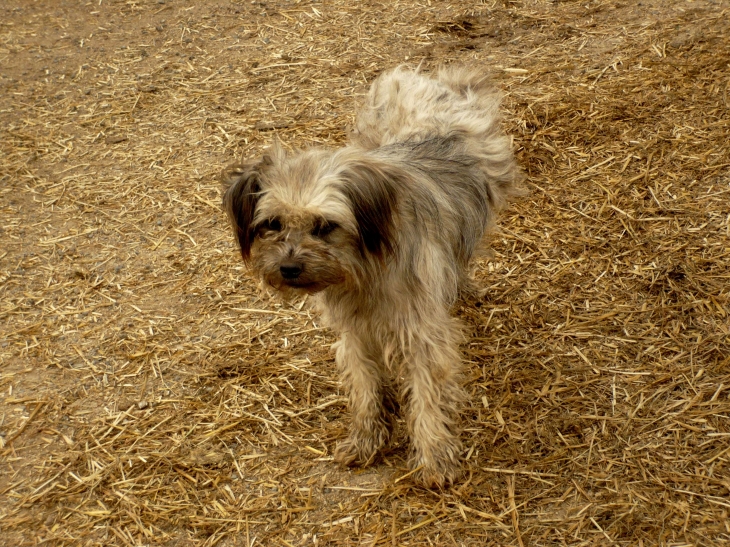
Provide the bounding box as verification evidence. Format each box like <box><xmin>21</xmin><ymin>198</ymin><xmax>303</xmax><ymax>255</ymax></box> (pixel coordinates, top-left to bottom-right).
<box><xmin>222</xmin><ymin>66</ymin><xmax>521</xmax><ymax>488</ymax></box>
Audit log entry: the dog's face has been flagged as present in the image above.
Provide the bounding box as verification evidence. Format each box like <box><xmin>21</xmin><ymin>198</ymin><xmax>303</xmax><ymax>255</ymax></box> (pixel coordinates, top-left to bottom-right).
<box><xmin>245</xmin><ymin>205</ymin><xmax>351</xmax><ymax>294</ymax></box>
<box><xmin>222</xmin><ymin>146</ymin><xmax>399</xmax><ymax>294</ymax></box>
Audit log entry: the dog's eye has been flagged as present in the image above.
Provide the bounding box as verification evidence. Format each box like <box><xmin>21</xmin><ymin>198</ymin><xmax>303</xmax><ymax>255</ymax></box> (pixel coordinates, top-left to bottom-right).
<box><xmin>312</xmin><ymin>220</ymin><xmax>339</xmax><ymax>238</ymax></box>
<box><xmin>260</xmin><ymin>218</ymin><xmax>282</xmax><ymax>233</ymax></box>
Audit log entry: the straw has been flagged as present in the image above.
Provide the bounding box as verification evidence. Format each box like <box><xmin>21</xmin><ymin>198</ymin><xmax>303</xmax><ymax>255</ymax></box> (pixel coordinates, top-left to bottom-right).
<box><xmin>1</xmin><ymin>0</ymin><xmax>728</xmax><ymax>545</ymax></box>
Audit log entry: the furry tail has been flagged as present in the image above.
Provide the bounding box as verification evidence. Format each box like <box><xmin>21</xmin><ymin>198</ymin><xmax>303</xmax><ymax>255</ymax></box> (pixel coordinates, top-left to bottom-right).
<box><xmin>436</xmin><ymin>65</ymin><xmax>525</xmax><ymax>204</ymax></box>
<box><xmin>436</xmin><ymin>65</ymin><xmax>498</xmax><ymax>99</ymax></box>
<box><xmin>351</xmin><ymin>65</ymin><xmax>524</xmax><ymax>208</ymax></box>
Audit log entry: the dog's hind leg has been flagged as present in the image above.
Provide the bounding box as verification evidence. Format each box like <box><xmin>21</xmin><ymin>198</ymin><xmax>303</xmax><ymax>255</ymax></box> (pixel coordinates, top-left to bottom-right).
<box><xmin>402</xmin><ymin>315</ymin><xmax>464</xmax><ymax>488</ymax></box>
<box><xmin>457</xmin><ymin>270</ymin><xmax>487</xmax><ymax>304</ymax></box>
<box><xmin>333</xmin><ymin>331</ymin><xmax>395</xmax><ymax>467</ymax></box>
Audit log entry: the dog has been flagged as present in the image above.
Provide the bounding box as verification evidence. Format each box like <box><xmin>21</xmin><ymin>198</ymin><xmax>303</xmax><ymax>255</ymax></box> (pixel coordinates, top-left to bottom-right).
<box><xmin>221</xmin><ymin>66</ymin><xmax>521</xmax><ymax>488</ymax></box>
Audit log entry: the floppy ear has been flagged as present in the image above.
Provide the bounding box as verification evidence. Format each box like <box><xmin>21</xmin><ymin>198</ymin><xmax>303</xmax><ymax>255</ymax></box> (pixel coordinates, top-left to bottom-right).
<box><xmin>221</xmin><ymin>155</ymin><xmax>272</xmax><ymax>261</ymax></box>
<box><xmin>339</xmin><ymin>159</ymin><xmax>400</xmax><ymax>259</ymax></box>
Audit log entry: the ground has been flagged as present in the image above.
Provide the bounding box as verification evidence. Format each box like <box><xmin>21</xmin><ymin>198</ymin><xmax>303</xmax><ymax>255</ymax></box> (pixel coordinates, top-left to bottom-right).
<box><xmin>1</xmin><ymin>0</ymin><xmax>729</xmax><ymax>545</ymax></box>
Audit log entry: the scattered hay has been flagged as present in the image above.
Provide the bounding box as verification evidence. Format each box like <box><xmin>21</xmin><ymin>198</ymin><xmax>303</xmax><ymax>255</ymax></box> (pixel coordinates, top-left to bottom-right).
<box><xmin>1</xmin><ymin>0</ymin><xmax>728</xmax><ymax>546</ymax></box>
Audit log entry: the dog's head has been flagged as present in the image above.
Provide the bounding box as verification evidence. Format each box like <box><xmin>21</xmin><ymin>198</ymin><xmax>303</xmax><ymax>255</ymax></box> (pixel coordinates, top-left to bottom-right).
<box><xmin>222</xmin><ymin>146</ymin><xmax>400</xmax><ymax>294</ymax></box>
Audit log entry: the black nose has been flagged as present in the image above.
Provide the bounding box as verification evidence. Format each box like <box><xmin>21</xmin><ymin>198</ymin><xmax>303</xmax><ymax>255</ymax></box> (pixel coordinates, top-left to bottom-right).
<box><xmin>279</xmin><ymin>262</ymin><xmax>303</xmax><ymax>280</ymax></box>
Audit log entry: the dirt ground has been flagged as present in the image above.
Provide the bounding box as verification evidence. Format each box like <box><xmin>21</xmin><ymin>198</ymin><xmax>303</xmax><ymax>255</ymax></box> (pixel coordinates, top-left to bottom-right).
<box><xmin>1</xmin><ymin>0</ymin><xmax>729</xmax><ymax>545</ymax></box>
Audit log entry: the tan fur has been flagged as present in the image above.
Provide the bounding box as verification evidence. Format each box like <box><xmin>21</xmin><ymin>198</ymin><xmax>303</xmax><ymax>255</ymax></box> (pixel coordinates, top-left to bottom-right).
<box><xmin>222</xmin><ymin>66</ymin><xmax>522</xmax><ymax>488</ymax></box>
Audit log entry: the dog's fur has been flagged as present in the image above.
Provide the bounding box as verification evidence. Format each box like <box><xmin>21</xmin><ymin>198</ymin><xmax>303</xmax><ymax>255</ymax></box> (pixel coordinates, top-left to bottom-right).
<box><xmin>222</xmin><ymin>66</ymin><xmax>521</xmax><ymax>488</ymax></box>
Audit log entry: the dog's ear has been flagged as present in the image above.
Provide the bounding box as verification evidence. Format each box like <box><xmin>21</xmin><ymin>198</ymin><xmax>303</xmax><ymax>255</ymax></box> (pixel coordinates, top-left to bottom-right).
<box><xmin>340</xmin><ymin>159</ymin><xmax>400</xmax><ymax>259</ymax></box>
<box><xmin>221</xmin><ymin>154</ymin><xmax>272</xmax><ymax>261</ymax></box>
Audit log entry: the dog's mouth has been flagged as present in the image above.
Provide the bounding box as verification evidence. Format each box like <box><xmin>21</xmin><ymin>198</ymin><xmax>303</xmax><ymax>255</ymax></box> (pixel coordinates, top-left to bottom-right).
<box><xmin>266</xmin><ymin>276</ymin><xmax>332</xmax><ymax>295</ymax></box>
<box><xmin>280</xmin><ymin>279</ymin><xmax>326</xmax><ymax>293</ymax></box>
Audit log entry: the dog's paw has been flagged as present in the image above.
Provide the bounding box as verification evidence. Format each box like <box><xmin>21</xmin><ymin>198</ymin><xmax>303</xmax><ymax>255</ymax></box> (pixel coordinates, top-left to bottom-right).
<box><xmin>409</xmin><ymin>445</ymin><xmax>463</xmax><ymax>489</ymax></box>
<box><xmin>334</xmin><ymin>435</ymin><xmax>383</xmax><ymax>468</ymax></box>
<box><xmin>412</xmin><ymin>461</ymin><xmax>462</xmax><ymax>489</ymax></box>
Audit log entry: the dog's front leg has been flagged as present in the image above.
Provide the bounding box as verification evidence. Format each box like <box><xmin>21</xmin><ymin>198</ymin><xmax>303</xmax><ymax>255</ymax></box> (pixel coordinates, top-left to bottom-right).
<box><xmin>404</xmin><ymin>318</ymin><xmax>464</xmax><ymax>488</ymax></box>
<box><xmin>333</xmin><ymin>331</ymin><xmax>395</xmax><ymax>467</ymax></box>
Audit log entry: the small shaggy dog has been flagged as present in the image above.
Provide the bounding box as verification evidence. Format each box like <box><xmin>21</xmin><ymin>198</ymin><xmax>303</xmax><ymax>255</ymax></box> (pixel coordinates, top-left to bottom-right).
<box><xmin>222</xmin><ymin>66</ymin><xmax>521</xmax><ymax>488</ymax></box>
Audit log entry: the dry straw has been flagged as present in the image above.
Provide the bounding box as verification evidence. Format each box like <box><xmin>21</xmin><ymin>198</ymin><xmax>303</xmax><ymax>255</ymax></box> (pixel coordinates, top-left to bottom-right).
<box><xmin>1</xmin><ymin>0</ymin><xmax>728</xmax><ymax>545</ymax></box>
